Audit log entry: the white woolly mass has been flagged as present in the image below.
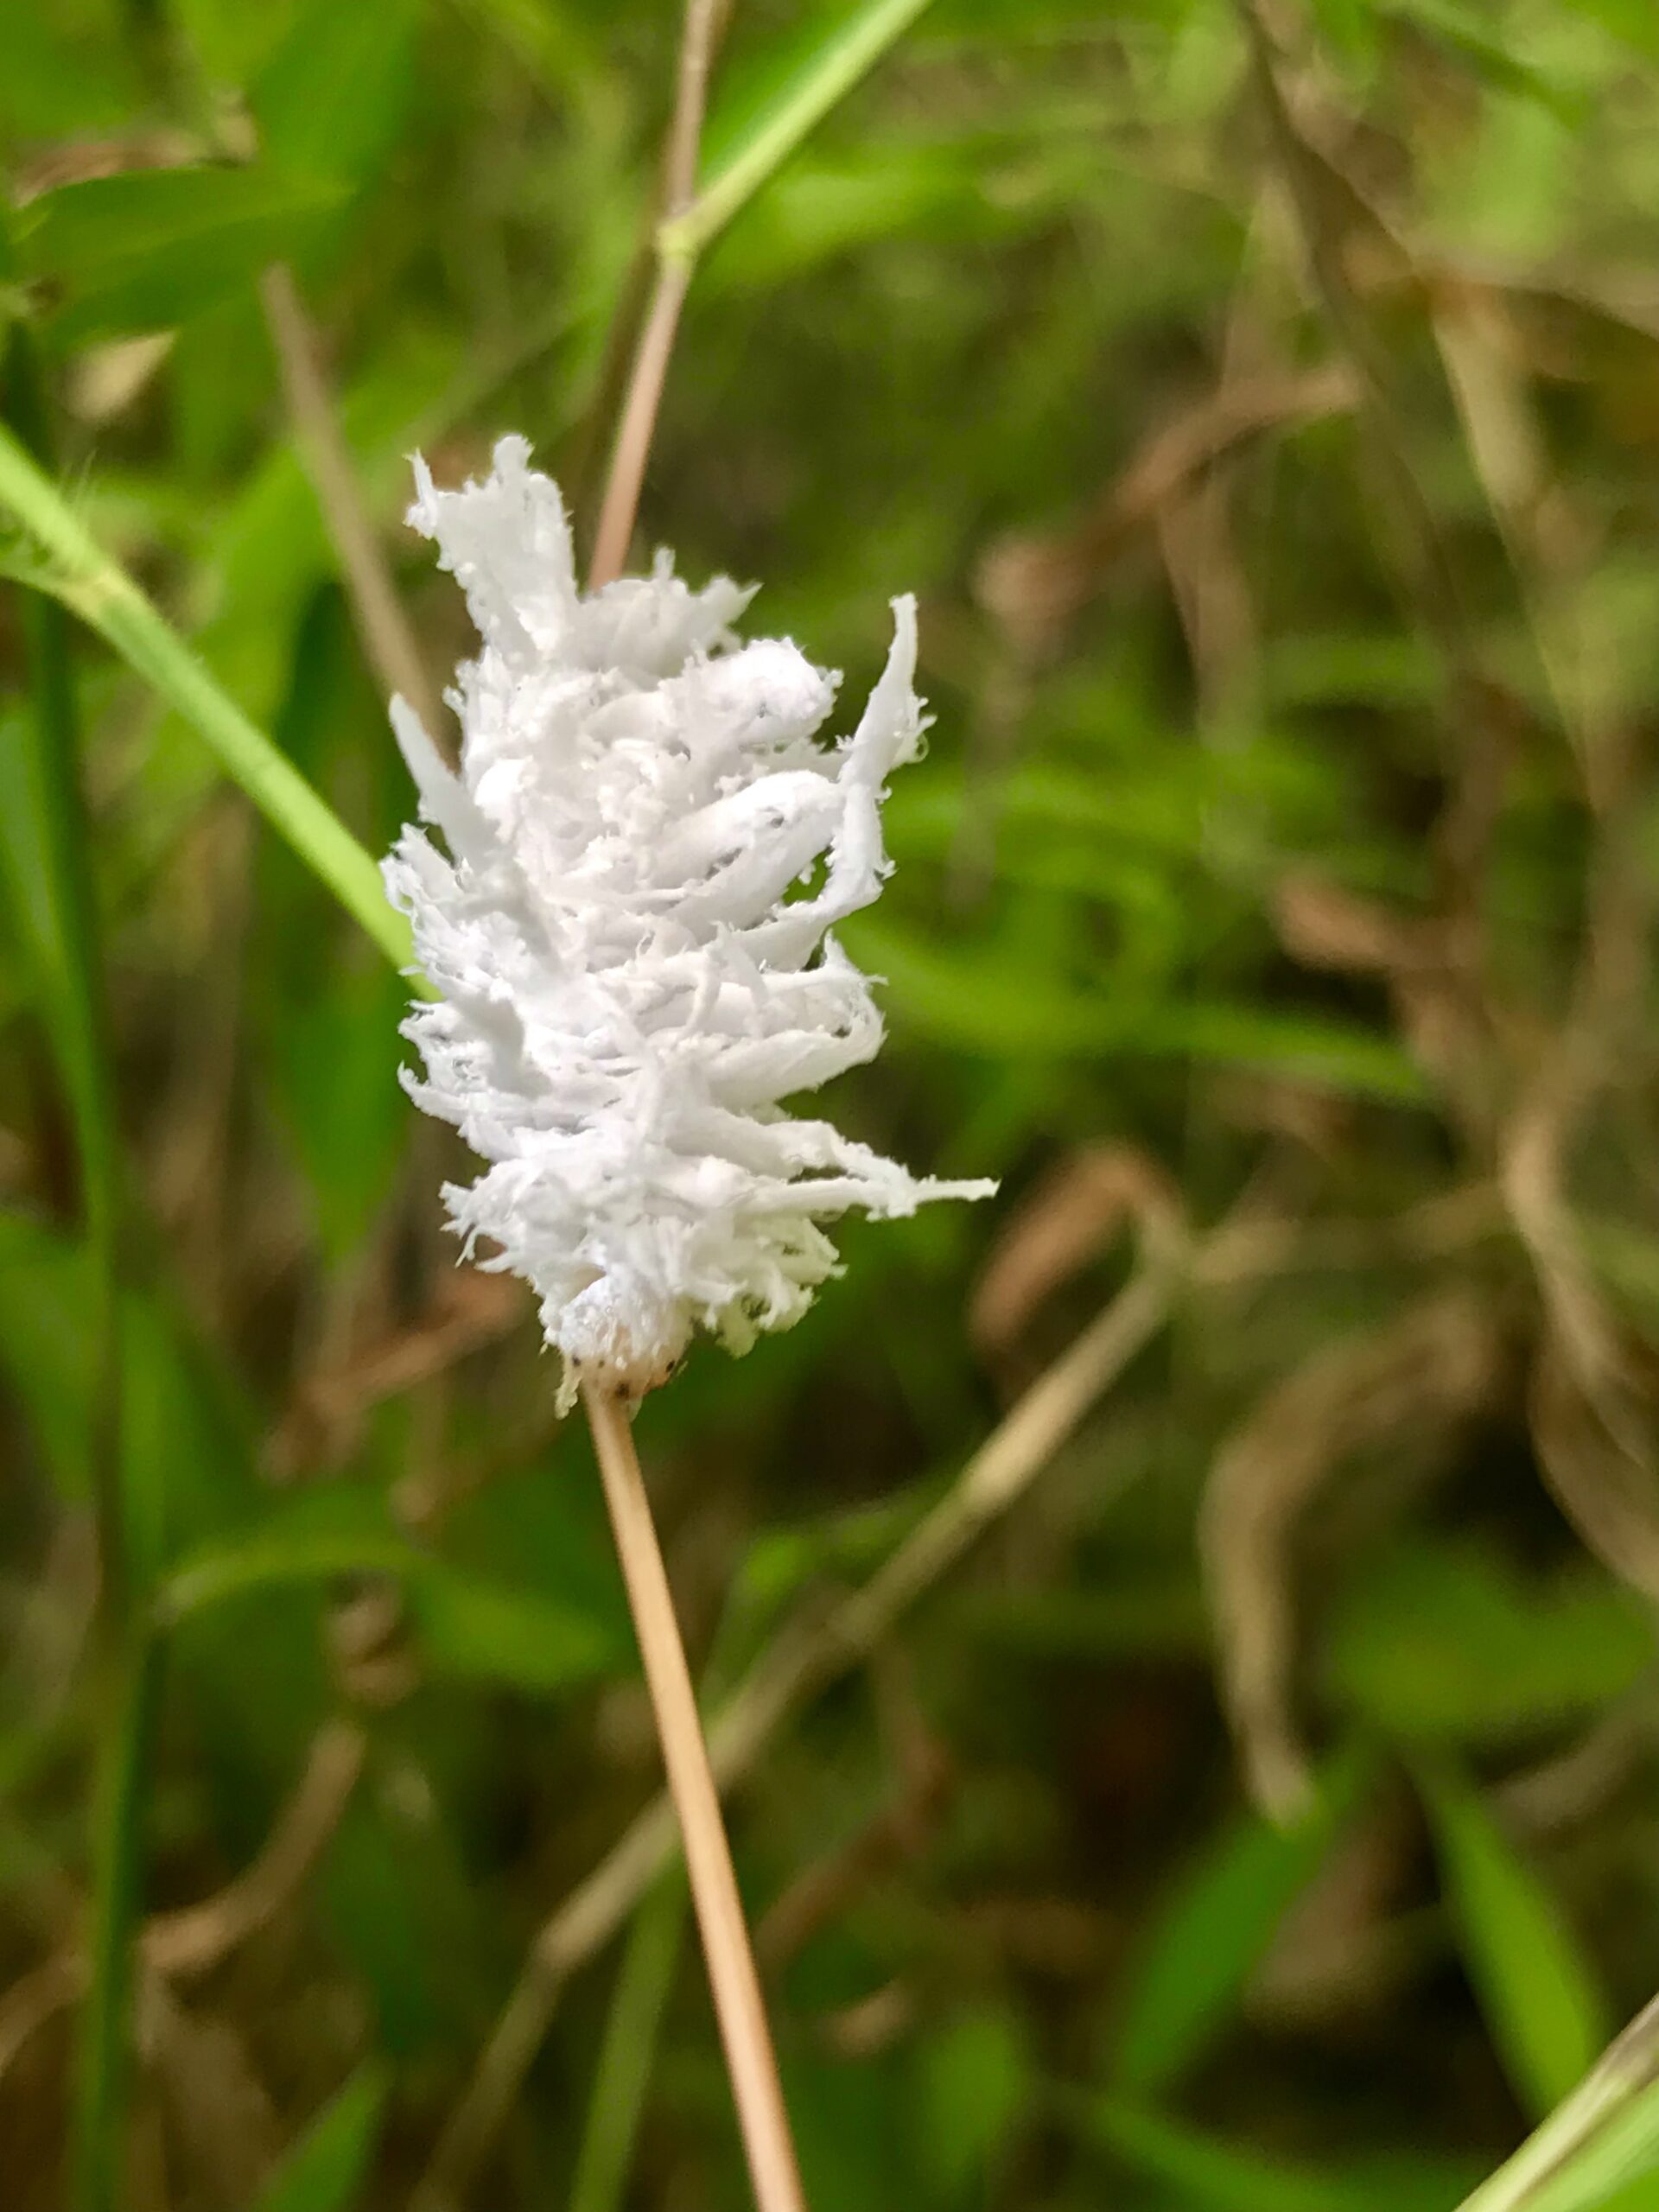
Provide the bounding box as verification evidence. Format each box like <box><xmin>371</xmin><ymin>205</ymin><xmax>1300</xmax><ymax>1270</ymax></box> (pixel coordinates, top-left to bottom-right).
<box><xmin>383</xmin><ymin>436</ymin><xmax>993</xmax><ymax>1400</ymax></box>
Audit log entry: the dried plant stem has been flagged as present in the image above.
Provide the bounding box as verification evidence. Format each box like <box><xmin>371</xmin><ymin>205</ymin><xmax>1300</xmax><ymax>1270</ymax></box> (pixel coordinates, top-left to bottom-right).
<box><xmin>0</xmin><ymin>1720</ymin><xmax>367</xmax><ymax>2094</ymax></box>
<box><xmin>587</xmin><ymin>0</ymin><xmax>721</xmax><ymax>588</ymax></box>
<box><xmin>574</xmin><ymin>24</ymin><xmax>804</xmax><ymax>2185</ymax></box>
<box><xmin>143</xmin><ymin>1721</ymin><xmax>365</xmax><ymax>1977</ymax></box>
<box><xmin>419</xmin><ymin>1236</ymin><xmax>1206</xmax><ymax>2209</ymax></box>
<box><xmin>260</xmin><ymin>264</ymin><xmax>448</xmax><ymax>746</ymax></box>
<box><xmin>583</xmin><ymin>1383</ymin><xmax>807</xmax><ymax>2212</ymax></box>
<box><xmin>1232</xmin><ymin>0</ymin><xmax>1473</xmax><ymax>672</ymax></box>
<box><xmin>587</xmin><ymin>257</ymin><xmax>694</xmax><ymax>591</ymax></box>
<box><xmin>1454</xmin><ymin>1987</ymin><xmax>1659</xmax><ymax>2212</ymax></box>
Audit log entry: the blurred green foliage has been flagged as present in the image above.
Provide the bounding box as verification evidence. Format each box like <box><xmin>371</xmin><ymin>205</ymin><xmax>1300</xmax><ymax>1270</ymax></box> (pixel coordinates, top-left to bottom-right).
<box><xmin>5</xmin><ymin>0</ymin><xmax>1659</xmax><ymax>2208</ymax></box>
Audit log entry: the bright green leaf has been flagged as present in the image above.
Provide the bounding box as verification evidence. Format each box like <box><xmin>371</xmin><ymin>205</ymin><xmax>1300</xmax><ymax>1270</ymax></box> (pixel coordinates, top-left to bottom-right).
<box><xmin>0</xmin><ymin>5</ymin><xmax>140</xmax><ymax>138</ymax></box>
<box><xmin>264</xmin><ymin>957</ymin><xmax>410</xmax><ymax>1264</ymax></box>
<box><xmin>156</xmin><ymin>1484</ymin><xmax>417</xmax><ymax>1622</ymax></box>
<box><xmin>569</xmin><ymin>1879</ymin><xmax>687</xmax><ymax>2212</ymax></box>
<box><xmin>0</xmin><ymin>1211</ymin><xmax>251</xmax><ymax>1580</ymax></box>
<box><xmin>1425</xmin><ymin>1770</ymin><xmax>1610</xmax><ymax>2122</ymax></box>
<box><xmin>1327</xmin><ymin>1542</ymin><xmax>1656</xmax><ymax>1745</ymax></box>
<box><xmin>159</xmin><ymin>1482</ymin><xmax>623</xmax><ymax>1696</ymax></box>
<box><xmin>667</xmin><ymin>0</ymin><xmax>940</xmax><ymax>259</ymax></box>
<box><xmin>251</xmin><ymin>0</ymin><xmax>423</xmax><ymax>192</ymax></box>
<box><xmin>15</xmin><ymin>167</ymin><xmax>348</xmax><ymax>345</ymax></box>
<box><xmin>1078</xmin><ymin>2096</ymin><xmax>1376</xmax><ymax>2212</ymax></box>
<box><xmin>1456</xmin><ymin>1999</ymin><xmax>1659</xmax><ymax>2212</ymax></box>
<box><xmin>251</xmin><ymin>2063</ymin><xmax>389</xmax><ymax>2212</ymax></box>
<box><xmin>0</xmin><ymin>423</ymin><xmax>412</xmax><ymax>973</ymax></box>
<box><xmin>404</xmin><ymin>1568</ymin><xmax>622</xmax><ymax>1698</ymax></box>
<box><xmin>1109</xmin><ymin>1746</ymin><xmax>1373</xmax><ymax>2095</ymax></box>
<box><xmin>911</xmin><ymin>2009</ymin><xmax>1032</xmax><ymax>2198</ymax></box>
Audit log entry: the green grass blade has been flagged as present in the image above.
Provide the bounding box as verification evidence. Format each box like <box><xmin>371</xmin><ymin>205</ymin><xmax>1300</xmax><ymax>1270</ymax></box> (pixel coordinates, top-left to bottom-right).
<box><xmin>568</xmin><ymin>1877</ymin><xmax>687</xmax><ymax>2212</ymax></box>
<box><xmin>1108</xmin><ymin>1745</ymin><xmax>1374</xmax><ymax>2096</ymax></box>
<box><xmin>1422</xmin><ymin>1768</ymin><xmax>1609</xmax><ymax>2121</ymax></box>
<box><xmin>158</xmin><ymin>1501</ymin><xmax>625</xmax><ymax>1696</ymax></box>
<box><xmin>661</xmin><ymin>0</ymin><xmax>938</xmax><ymax>261</ymax></box>
<box><xmin>0</xmin><ymin>610</ymin><xmax>119</xmax><ymax>1193</ymax></box>
<box><xmin>0</xmin><ymin>423</ymin><xmax>412</xmax><ymax>974</ymax></box>
<box><xmin>14</xmin><ymin>166</ymin><xmax>348</xmax><ymax>346</ymax></box>
<box><xmin>3</xmin><ymin>232</ymin><xmax>141</xmax><ymax>2212</ymax></box>
<box><xmin>0</xmin><ymin>530</ymin><xmax>118</xmax><ymax>1245</ymax></box>
<box><xmin>73</xmin><ymin>1630</ymin><xmax>162</xmax><ymax>2212</ymax></box>
<box><xmin>1523</xmin><ymin>2081</ymin><xmax>1659</xmax><ymax>2212</ymax></box>
<box><xmin>156</xmin><ymin>1532</ymin><xmax>429</xmax><ymax>1621</ymax></box>
<box><xmin>251</xmin><ymin>2062</ymin><xmax>390</xmax><ymax>2212</ymax></box>
<box><xmin>1457</xmin><ymin>1995</ymin><xmax>1659</xmax><ymax>2212</ymax></box>
<box><xmin>0</xmin><ymin>252</ymin><xmax>124</xmax><ymax>1605</ymax></box>
<box><xmin>1069</xmin><ymin>2093</ymin><xmax>1396</xmax><ymax>2212</ymax></box>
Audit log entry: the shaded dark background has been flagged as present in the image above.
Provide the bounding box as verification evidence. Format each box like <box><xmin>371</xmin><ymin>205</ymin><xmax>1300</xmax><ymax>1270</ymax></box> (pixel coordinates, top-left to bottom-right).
<box><xmin>4</xmin><ymin>0</ymin><xmax>1659</xmax><ymax>2206</ymax></box>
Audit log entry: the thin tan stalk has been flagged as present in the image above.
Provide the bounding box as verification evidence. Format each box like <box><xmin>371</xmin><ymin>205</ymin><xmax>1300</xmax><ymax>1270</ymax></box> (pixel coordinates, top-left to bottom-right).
<box><xmin>582</xmin><ymin>1382</ymin><xmax>806</xmax><ymax>2212</ymax></box>
<box><xmin>417</xmin><ymin>1234</ymin><xmax>1205</xmax><ymax>2209</ymax></box>
<box><xmin>587</xmin><ymin>258</ymin><xmax>694</xmax><ymax>591</ymax></box>
<box><xmin>586</xmin><ymin>0</ymin><xmax>721</xmax><ymax>588</ymax></box>
<box><xmin>143</xmin><ymin>1722</ymin><xmax>365</xmax><ymax>1977</ymax></box>
<box><xmin>579</xmin><ymin>14</ymin><xmax>799</xmax><ymax>2183</ymax></box>
<box><xmin>421</xmin><ymin>1177</ymin><xmax>1491</xmax><ymax>2209</ymax></box>
<box><xmin>0</xmin><ymin>1721</ymin><xmax>366</xmax><ymax>2092</ymax></box>
<box><xmin>259</xmin><ymin>264</ymin><xmax>448</xmax><ymax>746</ymax></box>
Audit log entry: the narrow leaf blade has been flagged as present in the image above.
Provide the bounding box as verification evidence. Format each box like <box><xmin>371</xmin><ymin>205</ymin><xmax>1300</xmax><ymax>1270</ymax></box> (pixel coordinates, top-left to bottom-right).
<box><xmin>1425</xmin><ymin>1770</ymin><xmax>1609</xmax><ymax>2122</ymax></box>
<box><xmin>16</xmin><ymin>167</ymin><xmax>347</xmax><ymax>344</ymax></box>
<box><xmin>670</xmin><ymin>0</ymin><xmax>939</xmax><ymax>257</ymax></box>
<box><xmin>251</xmin><ymin>2063</ymin><xmax>389</xmax><ymax>2212</ymax></box>
<box><xmin>0</xmin><ymin>423</ymin><xmax>412</xmax><ymax>973</ymax></box>
<box><xmin>1109</xmin><ymin>1746</ymin><xmax>1372</xmax><ymax>2095</ymax></box>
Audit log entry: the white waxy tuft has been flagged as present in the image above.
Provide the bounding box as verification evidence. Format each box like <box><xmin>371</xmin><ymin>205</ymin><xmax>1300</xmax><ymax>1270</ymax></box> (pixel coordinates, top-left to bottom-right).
<box><xmin>384</xmin><ymin>435</ymin><xmax>994</xmax><ymax>1403</ymax></box>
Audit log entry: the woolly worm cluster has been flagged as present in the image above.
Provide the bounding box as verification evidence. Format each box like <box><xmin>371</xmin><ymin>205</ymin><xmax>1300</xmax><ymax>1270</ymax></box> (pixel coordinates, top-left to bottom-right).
<box><xmin>384</xmin><ymin>437</ymin><xmax>991</xmax><ymax>1400</ymax></box>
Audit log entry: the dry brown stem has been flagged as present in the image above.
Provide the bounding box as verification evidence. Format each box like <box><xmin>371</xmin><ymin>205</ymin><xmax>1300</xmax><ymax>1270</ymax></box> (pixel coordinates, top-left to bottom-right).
<box><xmin>583</xmin><ymin>1384</ymin><xmax>807</xmax><ymax>2212</ymax></box>
<box><xmin>975</xmin><ymin>363</ymin><xmax>1357</xmax><ymax>661</ymax></box>
<box><xmin>1200</xmin><ymin>1290</ymin><xmax>1502</xmax><ymax>1818</ymax></box>
<box><xmin>1234</xmin><ymin>0</ymin><xmax>1528</xmax><ymax>1118</ymax></box>
<box><xmin>140</xmin><ymin>1978</ymin><xmax>281</xmax><ymax>2205</ymax></box>
<box><xmin>260</xmin><ymin>264</ymin><xmax>448</xmax><ymax>748</ymax></box>
<box><xmin>417</xmin><ymin>1211</ymin><xmax>1235</xmax><ymax>2209</ymax></box>
<box><xmin>571</xmin><ymin>13</ymin><xmax>802</xmax><ymax>2202</ymax></box>
<box><xmin>587</xmin><ymin>0</ymin><xmax>722</xmax><ymax>588</ymax></box>
<box><xmin>756</xmin><ymin>1733</ymin><xmax>951</xmax><ymax>1971</ymax></box>
<box><xmin>1490</xmin><ymin>540</ymin><xmax>1659</xmax><ymax>1591</ymax></box>
<box><xmin>1497</xmin><ymin>1693</ymin><xmax>1658</xmax><ymax>1837</ymax></box>
<box><xmin>1249</xmin><ymin>8</ymin><xmax>1659</xmax><ymax>1618</ymax></box>
<box><xmin>0</xmin><ymin>1724</ymin><xmax>365</xmax><ymax>2091</ymax></box>
<box><xmin>270</xmin><ymin>1269</ymin><xmax>527</xmax><ymax>1481</ymax></box>
<box><xmin>1529</xmin><ymin>1340</ymin><xmax>1659</xmax><ymax>1605</ymax></box>
<box><xmin>969</xmin><ymin>1143</ymin><xmax>1184</xmax><ymax>1359</ymax></box>
<box><xmin>143</xmin><ymin>1722</ymin><xmax>365</xmax><ymax>1977</ymax></box>
<box><xmin>1234</xmin><ymin>0</ymin><xmax>1477</xmax><ymax>675</ymax></box>
<box><xmin>1159</xmin><ymin>201</ymin><xmax>1277</xmax><ymax>720</ymax></box>
<box><xmin>0</xmin><ymin>1954</ymin><xmax>86</xmax><ymax>2084</ymax></box>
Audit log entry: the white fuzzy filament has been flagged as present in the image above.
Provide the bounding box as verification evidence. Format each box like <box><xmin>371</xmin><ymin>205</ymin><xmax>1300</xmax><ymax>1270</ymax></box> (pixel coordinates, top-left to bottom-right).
<box><xmin>383</xmin><ymin>436</ymin><xmax>993</xmax><ymax>1400</ymax></box>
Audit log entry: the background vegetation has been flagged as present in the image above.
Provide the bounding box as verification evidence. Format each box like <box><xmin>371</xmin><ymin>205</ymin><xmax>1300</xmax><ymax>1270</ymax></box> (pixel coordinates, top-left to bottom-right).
<box><xmin>5</xmin><ymin>0</ymin><xmax>1659</xmax><ymax>2207</ymax></box>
